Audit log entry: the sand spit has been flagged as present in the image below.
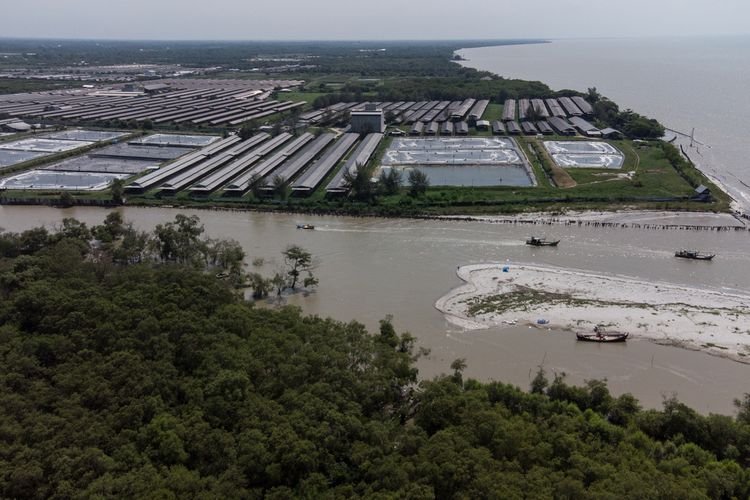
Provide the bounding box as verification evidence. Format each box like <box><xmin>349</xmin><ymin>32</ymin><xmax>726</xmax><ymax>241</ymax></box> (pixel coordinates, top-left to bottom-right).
<box><xmin>436</xmin><ymin>263</ymin><xmax>750</xmax><ymax>362</ymax></box>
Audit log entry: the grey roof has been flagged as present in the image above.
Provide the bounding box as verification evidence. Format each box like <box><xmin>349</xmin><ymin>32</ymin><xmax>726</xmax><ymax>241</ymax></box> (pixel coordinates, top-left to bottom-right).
<box><xmin>502</xmin><ymin>99</ymin><xmax>516</xmax><ymax>121</ymax></box>
<box><xmin>224</xmin><ymin>133</ymin><xmax>314</xmax><ymax>191</ymax></box>
<box><xmin>292</xmin><ymin>133</ymin><xmax>359</xmax><ymax>192</ymax></box>
<box><xmin>571</xmin><ymin>96</ymin><xmax>594</xmax><ymax>114</ymax></box>
<box><xmin>326</xmin><ymin>133</ymin><xmax>384</xmax><ymax>193</ymax></box>
<box><xmin>548</xmin><ymin>116</ymin><xmax>576</xmax><ymax>134</ymax></box>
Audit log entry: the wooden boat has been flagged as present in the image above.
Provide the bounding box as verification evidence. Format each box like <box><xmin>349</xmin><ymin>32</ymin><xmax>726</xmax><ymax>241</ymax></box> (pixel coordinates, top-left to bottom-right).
<box><xmin>675</xmin><ymin>249</ymin><xmax>714</xmax><ymax>261</ymax></box>
<box><xmin>577</xmin><ymin>326</ymin><xmax>628</xmax><ymax>343</ymax></box>
<box><xmin>526</xmin><ymin>236</ymin><xmax>560</xmax><ymax>247</ymax></box>
<box><xmin>296</xmin><ymin>224</ymin><xmax>315</xmax><ymax>230</ymax></box>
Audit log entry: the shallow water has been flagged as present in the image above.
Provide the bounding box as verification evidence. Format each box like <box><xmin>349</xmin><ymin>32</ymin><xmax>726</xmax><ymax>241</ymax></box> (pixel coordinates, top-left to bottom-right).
<box><xmin>2</xmin><ymin>205</ymin><xmax>749</xmax><ymax>414</ymax></box>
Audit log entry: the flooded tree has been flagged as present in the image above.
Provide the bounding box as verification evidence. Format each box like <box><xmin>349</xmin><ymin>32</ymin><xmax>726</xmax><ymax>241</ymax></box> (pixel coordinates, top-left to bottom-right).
<box><xmin>282</xmin><ymin>245</ymin><xmax>315</xmax><ymax>289</ymax></box>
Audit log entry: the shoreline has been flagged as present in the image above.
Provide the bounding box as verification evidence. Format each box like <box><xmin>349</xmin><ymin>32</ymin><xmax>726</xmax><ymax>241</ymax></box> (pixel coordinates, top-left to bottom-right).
<box><xmin>455</xmin><ymin>43</ymin><xmax>750</xmax><ymax>218</ymax></box>
<box><xmin>436</xmin><ymin>263</ymin><xmax>750</xmax><ymax>363</ymax></box>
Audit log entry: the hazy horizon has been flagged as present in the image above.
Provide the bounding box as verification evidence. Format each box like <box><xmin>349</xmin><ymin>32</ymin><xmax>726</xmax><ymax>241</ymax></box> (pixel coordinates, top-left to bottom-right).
<box><xmin>2</xmin><ymin>0</ymin><xmax>748</xmax><ymax>41</ymax></box>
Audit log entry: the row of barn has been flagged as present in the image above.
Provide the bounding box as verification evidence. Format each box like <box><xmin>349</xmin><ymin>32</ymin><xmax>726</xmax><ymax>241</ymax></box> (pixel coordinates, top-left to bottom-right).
<box><xmin>502</xmin><ymin>96</ymin><xmax>593</xmax><ymax>122</ymax></box>
<box><xmin>0</xmin><ymin>82</ymin><xmax>305</xmax><ymax>127</ymax></box>
<box><xmin>409</xmin><ymin>120</ymin><xmax>469</xmax><ymax>136</ymax></box>
<box><xmin>491</xmin><ymin>116</ymin><xmax>617</xmax><ymax>138</ymax></box>
<box><xmin>299</xmin><ymin>99</ymin><xmax>489</xmax><ymax>126</ymax></box>
<box><xmin>124</xmin><ymin>131</ymin><xmax>384</xmax><ymax>197</ymax></box>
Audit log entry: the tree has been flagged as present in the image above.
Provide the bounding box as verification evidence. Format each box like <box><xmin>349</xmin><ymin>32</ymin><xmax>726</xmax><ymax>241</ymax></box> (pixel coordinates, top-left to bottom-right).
<box><xmin>111</xmin><ymin>178</ymin><xmax>125</xmax><ymax>204</ymax></box>
<box><xmin>248</xmin><ymin>272</ymin><xmax>271</xmax><ymax>299</ymax></box>
<box><xmin>59</xmin><ymin>191</ymin><xmax>74</xmax><ymax>208</ymax></box>
<box><xmin>142</xmin><ymin>119</ymin><xmax>154</xmax><ymax>130</ymax></box>
<box><xmin>206</xmin><ymin>238</ymin><xmax>246</xmax><ymax>284</ymax></box>
<box><xmin>282</xmin><ymin>245</ymin><xmax>315</xmax><ymax>290</ymax></box>
<box><xmin>343</xmin><ymin>163</ymin><xmax>376</xmax><ymax>202</ymax></box>
<box><xmin>57</xmin><ymin>218</ymin><xmax>92</xmax><ymax>243</ymax></box>
<box><xmin>378</xmin><ymin>168</ymin><xmax>402</xmax><ymax>196</ymax></box>
<box><xmin>248</xmin><ymin>173</ymin><xmax>267</xmax><ymax>200</ymax></box>
<box><xmin>150</xmin><ymin>214</ymin><xmax>206</xmax><ymax>266</ymax></box>
<box><xmin>407</xmin><ymin>169</ymin><xmax>429</xmax><ymax>197</ymax></box>
<box><xmin>586</xmin><ymin>87</ymin><xmax>601</xmax><ymax>104</ymax></box>
<box><xmin>271</xmin><ymin>175</ymin><xmax>290</xmax><ymax>201</ymax></box>
<box><xmin>238</xmin><ymin>125</ymin><xmax>255</xmax><ymax>140</ymax></box>
<box><xmin>530</xmin><ymin>368</ymin><xmax>548</xmax><ymax>394</ymax></box>
<box><xmin>450</xmin><ymin>358</ymin><xmax>467</xmax><ymax>385</ymax></box>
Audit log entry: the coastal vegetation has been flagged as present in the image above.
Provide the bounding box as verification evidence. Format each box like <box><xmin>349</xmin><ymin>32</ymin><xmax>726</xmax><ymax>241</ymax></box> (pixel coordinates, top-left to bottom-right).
<box><xmin>1</xmin><ymin>214</ymin><xmax>750</xmax><ymax>497</ymax></box>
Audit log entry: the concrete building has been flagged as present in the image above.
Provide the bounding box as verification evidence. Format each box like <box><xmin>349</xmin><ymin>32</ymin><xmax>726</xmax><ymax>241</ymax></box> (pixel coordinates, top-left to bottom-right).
<box><xmin>350</xmin><ymin>104</ymin><xmax>385</xmax><ymax>134</ymax></box>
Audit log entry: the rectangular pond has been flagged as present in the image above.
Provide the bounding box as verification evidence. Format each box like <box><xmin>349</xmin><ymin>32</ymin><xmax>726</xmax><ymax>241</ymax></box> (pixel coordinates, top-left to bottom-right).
<box><xmin>544</xmin><ymin>140</ymin><xmax>625</xmax><ymax>169</ymax></box>
<box><xmin>44</xmin><ymin>130</ymin><xmax>128</xmax><ymax>142</ymax></box>
<box><xmin>381</xmin><ymin>136</ymin><xmax>535</xmax><ymax>187</ymax></box>
<box><xmin>42</xmin><ymin>156</ymin><xmax>156</xmax><ymax>174</ymax></box>
<box><xmin>130</xmin><ymin>134</ymin><xmax>221</xmax><ymax>148</ymax></box>
<box><xmin>0</xmin><ymin>149</ymin><xmax>50</xmax><ymax>169</ymax></box>
<box><xmin>388</xmin><ymin>164</ymin><xmax>535</xmax><ymax>187</ymax></box>
<box><xmin>0</xmin><ymin>138</ymin><xmax>93</xmax><ymax>153</ymax></box>
<box><xmin>0</xmin><ymin>170</ymin><xmax>128</xmax><ymax>191</ymax></box>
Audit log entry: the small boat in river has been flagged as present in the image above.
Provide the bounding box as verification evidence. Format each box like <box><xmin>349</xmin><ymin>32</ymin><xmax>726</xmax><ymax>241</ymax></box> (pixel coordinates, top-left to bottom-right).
<box><xmin>526</xmin><ymin>236</ymin><xmax>559</xmax><ymax>247</ymax></box>
<box><xmin>675</xmin><ymin>249</ymin><xmax>714</xmax><ymax>261</ymax></box>
<box><xmin>296</xmin><ymin>224</ymin><xmax>315</xmax><ymax>230</ymax></box>
<box><xmin>576</xmin><ymin>325</ymin><xmax>629</xmax><ymax>343</ymax></box>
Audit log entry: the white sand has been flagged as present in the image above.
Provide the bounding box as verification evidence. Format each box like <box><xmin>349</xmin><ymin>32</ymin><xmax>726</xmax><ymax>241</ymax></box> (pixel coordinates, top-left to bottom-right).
<box><xmin>436</xmin><ymin>263</ymin><xmax>750</xmax><ymax>362</ymax></box>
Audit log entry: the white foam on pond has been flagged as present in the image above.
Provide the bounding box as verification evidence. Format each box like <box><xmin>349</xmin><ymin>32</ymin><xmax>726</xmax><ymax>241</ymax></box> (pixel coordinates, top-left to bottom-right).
<box><xmin>0</xmin><ymin>170</ymin><xmax>129</xmax><ymax>191</ymax></box>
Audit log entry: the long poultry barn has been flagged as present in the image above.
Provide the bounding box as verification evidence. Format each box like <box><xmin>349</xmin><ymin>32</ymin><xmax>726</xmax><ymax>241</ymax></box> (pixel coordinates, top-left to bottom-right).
<box><xmin>502</xmin><ymin>99</ymin><xmax>517</xmax><ymax>122</ymax></box>
<box><xmin>291</xmin><ymin>133</ymin><xmax>359</xmax><ymax>197</ymax></box>
<box><xmin>558</xmin><ymin>97</ymin><xmax>583</xmax><ymax>116</ymax></box>
<box><xmin>223</xmin><ymin>133</ymin><xmax>315</xmax><ymax>195</ymax></box>
<box><xmin>257</xmin><ymin>133</ymin><xmax>336</xmax><ymax>195</ymax></box>
<box><xmin>468</xmin><ymin>100</ymin><xmax>489</xmax><ymax>122</ymax></box>
<box><xmin>124</xmin><ymin>135</ymin><xmax>242</xmax><ymax>193</ymax></box>
<box><xmin>158</xmin><ymin>134</ymin><xmax>272</xmax><ymax>195</ymax></box>
<box><xmin>450</xmin><ymin>99</ymin><xmax>476</xmax><ymax>121</ymax></box>
<box><xmin>545</xmin><ymin>98</ymin><xmax>567</xmax><ymax>117</ymax></box>
<box><xmin>188</xmin><ymin>134</ymin><xmax>292</xmax><ymax>195</ymax></box>
<box><xmin>325</xmin><ymin>133</ymin><xmax>384</xmax><ymax>196</ymax></box>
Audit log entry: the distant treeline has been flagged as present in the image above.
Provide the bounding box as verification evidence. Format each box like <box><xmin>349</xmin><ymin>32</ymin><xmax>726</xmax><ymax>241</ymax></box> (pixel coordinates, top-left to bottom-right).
<box><xmin>0</xmin><ymin>39</ymin><xmax>542</xmax><ymax>73</ymax></box>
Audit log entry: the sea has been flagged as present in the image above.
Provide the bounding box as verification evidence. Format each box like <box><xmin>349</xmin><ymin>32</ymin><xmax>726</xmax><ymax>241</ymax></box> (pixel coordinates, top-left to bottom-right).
<box><xmin>457</xmin><ymin>36</ymin><xmax>750</xmax><ymax>212</ymax></box>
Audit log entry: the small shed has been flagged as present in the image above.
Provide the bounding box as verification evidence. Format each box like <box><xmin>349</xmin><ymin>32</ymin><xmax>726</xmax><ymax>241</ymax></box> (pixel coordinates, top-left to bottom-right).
<box><xmin>600</xmin><ymin>127</ymin><xmax>622</xmax><ymax>139</ymax></box>
<box><xmin>476</xmin><ymin>119</ymin><xmax>491</xmax><ymax>131</ymax></box>
<box><xmin>694</xmin><ymin>185</ymin><xmax>711</xmax><ymax>201</ymax></box>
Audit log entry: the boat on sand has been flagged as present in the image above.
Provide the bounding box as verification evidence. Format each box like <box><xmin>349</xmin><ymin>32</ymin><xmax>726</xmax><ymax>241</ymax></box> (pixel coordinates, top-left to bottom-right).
<box><xmin>576</xmin><ymin>325</ymin><xmax>629</xmax><ymax>343</ymax></box>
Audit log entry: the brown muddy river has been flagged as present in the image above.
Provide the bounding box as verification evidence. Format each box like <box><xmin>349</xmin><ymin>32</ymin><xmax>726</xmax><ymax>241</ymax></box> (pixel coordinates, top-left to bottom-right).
<box><xmin>2</xmin><ymin>205</ymin><xmax>749</xmax><ymax>414</ymax></box>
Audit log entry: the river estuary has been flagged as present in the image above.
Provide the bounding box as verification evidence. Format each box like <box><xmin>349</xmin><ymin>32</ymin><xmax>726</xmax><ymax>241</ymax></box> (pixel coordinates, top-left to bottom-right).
<box><xmin>2</xmin><ymin>205</ymin><xmax>749</xmax><ymax>414</ymax></box>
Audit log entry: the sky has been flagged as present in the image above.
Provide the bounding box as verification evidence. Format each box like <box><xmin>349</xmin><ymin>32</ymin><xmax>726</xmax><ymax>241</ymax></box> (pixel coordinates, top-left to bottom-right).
<box><xmin>1</xmin><ymin>0</ymin><xmax>749</xmax><ymax>40</ymax></box>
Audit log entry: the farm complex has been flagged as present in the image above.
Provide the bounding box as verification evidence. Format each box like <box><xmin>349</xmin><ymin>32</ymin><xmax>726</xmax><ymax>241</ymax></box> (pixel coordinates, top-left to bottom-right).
<box><xmin>0</xmin><ymin>72</ymin><xmax>727</xmax><ymax>213</ymax></box>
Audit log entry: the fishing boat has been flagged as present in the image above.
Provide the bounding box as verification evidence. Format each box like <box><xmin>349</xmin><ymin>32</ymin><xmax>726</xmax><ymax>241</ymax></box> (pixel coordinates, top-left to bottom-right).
<box><xmin>525</xmin><ymin>236</ymin><xmax>560</xmax><ymax>247</ymax></box>
<box><xmin>296</xmin><ymin>224</ymin><xmax>315</xmax><ymax>230</ymax></box>
<box><xmin>675</xmin><ymin>249</ymin><xmax>714</xmax><ymax>261</ymax></box>
<box><xmin>576</xmin><ymin>325</ymin><xmax>628</xmax><ymax>343</ymax></box>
